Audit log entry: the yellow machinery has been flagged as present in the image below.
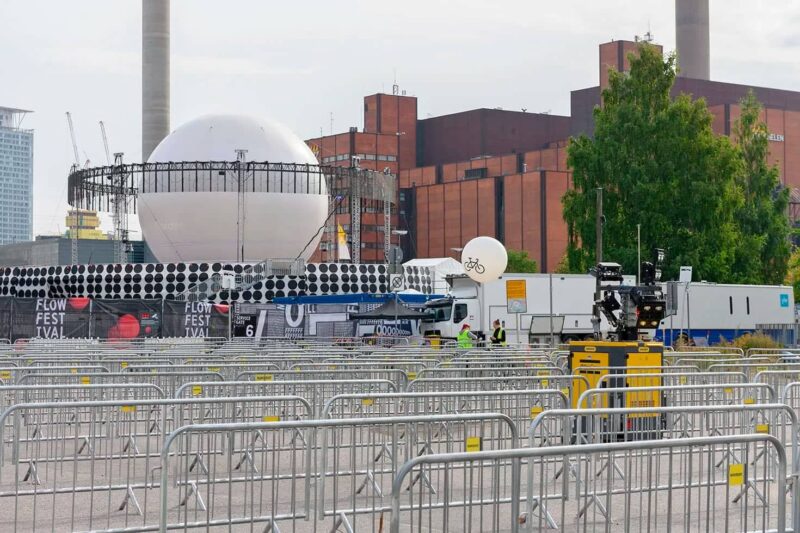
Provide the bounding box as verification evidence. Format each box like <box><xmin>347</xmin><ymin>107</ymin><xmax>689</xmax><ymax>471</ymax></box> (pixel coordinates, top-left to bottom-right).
<box><xmin>569</xmin><ymin>340</ymin><xmax>664</xmax><ymax>439</ymax></box>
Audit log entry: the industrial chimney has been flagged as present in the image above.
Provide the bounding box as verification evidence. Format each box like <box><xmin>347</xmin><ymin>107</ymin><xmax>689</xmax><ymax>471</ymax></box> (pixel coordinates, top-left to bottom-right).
<box><xmin>675</xmin><ymin>0</ymin><xmax>710</xmax><ymax>80</ymax></box>
<box><xmin>142</xmin><ymin>0</ymin><xmax>170</xmax><ymax>161</ymax></box>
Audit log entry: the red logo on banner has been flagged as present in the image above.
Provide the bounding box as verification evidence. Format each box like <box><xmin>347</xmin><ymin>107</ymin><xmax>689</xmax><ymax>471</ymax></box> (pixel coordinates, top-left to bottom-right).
<box><xmin>68</xmin><ymin>297</ymin><xmax>90</xmax><ymax>311</ymax></box>
<box><xmin>108</xmin><ymin>313</ymin><xmax>140</xmax><ymax>339</ymax></box>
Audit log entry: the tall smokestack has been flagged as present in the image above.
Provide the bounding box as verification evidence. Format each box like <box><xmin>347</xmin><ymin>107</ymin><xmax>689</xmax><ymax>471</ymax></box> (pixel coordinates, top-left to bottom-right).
<box><xmin>675</xmin><ymin>0</ymin><xmax>710</xmax><ymax>80</ymax></box>
<box><xmin>142</xmin><ymin>0</ymin><xmax>170</xmax><ymax>161</ymax></box>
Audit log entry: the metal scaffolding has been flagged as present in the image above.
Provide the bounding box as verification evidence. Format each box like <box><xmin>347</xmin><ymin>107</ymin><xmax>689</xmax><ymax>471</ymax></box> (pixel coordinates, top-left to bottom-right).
<box><xmin>67</xmin><ymin>160</ymin><xmax>397</xmax><ymax>268</ymax></box>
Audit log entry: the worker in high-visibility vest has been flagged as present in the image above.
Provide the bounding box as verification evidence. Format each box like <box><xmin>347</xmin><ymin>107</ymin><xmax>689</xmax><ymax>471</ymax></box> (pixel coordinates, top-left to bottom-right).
<box><xmin>490</xmin><ymin>319</ymin><xmax>507</xmax><ymax>347</ymax></box>
<box><xmin>457</xmin><ymin>323</ymin><xmax>477</xmax><ymax>349</ymax></box>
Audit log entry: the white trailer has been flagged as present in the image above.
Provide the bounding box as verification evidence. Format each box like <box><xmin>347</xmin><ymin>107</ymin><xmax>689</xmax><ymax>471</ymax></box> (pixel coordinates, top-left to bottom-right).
<box><xmin>419</xmin><ymin>273</ymin><xmax>629</xmax><ymax>344</ymax></box>
<box><xmin>658</xmin><ymin>281</ymin><xmax>795</xmax><ymax>346</ymax></box>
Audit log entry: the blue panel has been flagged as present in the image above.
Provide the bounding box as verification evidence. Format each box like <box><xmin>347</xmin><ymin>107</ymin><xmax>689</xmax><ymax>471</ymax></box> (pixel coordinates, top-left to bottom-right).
<box><xmin>273</xmin><ymin>293</ymin><xmax>444</xmax><ymax>305</ymax></box>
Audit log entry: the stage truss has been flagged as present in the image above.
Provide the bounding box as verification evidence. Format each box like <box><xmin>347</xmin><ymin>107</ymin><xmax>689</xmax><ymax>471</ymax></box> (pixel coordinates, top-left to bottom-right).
<box><xmin>67</xmin><ymin>160</ymin><xmax>397</xmax><ymax>280</ymax></box>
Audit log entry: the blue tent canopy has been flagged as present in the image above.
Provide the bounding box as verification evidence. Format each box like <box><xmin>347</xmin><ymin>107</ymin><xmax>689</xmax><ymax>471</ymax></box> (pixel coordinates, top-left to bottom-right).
<box><xmin>272</xmin><ymin>292</ymin><xmax>443</xmax><ymax>306</ymax></box>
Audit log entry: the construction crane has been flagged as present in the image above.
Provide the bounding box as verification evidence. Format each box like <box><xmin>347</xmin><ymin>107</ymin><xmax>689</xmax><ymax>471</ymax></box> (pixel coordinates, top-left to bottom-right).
<box><xmin>66</xmin><ymin>112</ymin><xmax>83</xmax><ymax>265</ymax></box>
<box><xmin>99</xmin><ymin>121</ymin><xmax>111</xmax><ymax>165</ymax></box>
<box><xmin>98</xmin><ymin>122</ymin><xmax>131</xmax><ymax>264</ymax></box>
<box><xmin>66</xmin><ymin>113</ymin><xmax>80</xmax><ymax>167</ymax></box>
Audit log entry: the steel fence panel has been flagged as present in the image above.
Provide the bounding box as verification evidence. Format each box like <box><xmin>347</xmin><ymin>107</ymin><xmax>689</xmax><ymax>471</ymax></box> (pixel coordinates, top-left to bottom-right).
<box><xmin>157</xmin><ymin>413</ymin><xmax>516</xmax><ymax>532</ymax></box>
<box><xmin>596</xmin><ymin>371</ymin><xmax>749</xmax><ymax>389</ymax></box>
<box><xmin>755</xmin><ymin>371</ymin><xmax>800</xmax><ymax>395</ymax></box>
<box><xmin>576</xmin><ymin>383</ymin><xmax>777</xmax><ymax>410</ymax></box>
<box><xmin>390</xmin><ymin>434</ymin><xmax>787</xmax><ymax>533</ymax></box>
<box><xmin>710</xmin><ymin>362</ymin><xmax>800</xmax><ymax>380</ymax></box>
<box><xmin>123</xmin><ymin>363</ymin><xmax>279</xmax><ymax>380</ymax></box>
<box><xmin>16</xmin><ymin>371</ymin><xmax>224</xmax><ymax>396</ymax></box>
<box><xmin>176</xmin><ymin>379</ymin><xmax>398</xmax><ymax>417</ymax></box>
<box><xmin>323</xmin><ymin>389</ymin><xmax>569</xmax><ymax>434</ymax></box>
<box><xmin>528</xmin><ymin>404</ymin><xmax>797</xmax><ymax>491</ymax></box>
<box><xmin>782</xmin><ymin>382</ymin><xmax>800</xmax><ymax>414</ymax></box>
<box><xmin>408</xmin><ymin>376</ymin><xmax>589</xmax><ymax>408</ymax></box>
<box><xmin>417</xmin><ymin>366</ymin><xmax>563</xmax><ymax>380</ymax></box>
<box><xmin>0</xmin><ymin>396</ymin><xmax>311</xmax><ymax>532</ymax></box>
<box><xmin>236</xmin><ymin>368</ymin><xmax>410</xmax><ymax>391</ymax></box>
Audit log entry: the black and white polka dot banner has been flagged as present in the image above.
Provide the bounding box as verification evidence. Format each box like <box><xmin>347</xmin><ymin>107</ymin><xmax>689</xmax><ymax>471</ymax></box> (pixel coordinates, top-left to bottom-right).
<box><xmin>402</xmin><ymin>265</ymin><xmax>434</xmax><ymax>295</ymax></box>
<box><xmin>0</xmin><ymin>262</ymin><xmax>391</xmax><ymax>303</ymax></box>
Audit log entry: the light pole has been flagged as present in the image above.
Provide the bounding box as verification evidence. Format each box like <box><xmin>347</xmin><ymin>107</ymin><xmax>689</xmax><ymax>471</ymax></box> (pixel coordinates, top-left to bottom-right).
<box><xmin>389</xmin><ymin>229</ymin><xmax>407</xmax><ymax>275</ymax></box>
<box><xmin>637</xmin><ymin>224</ymin><xmax>641</xmax><ymax>284</ymax></box>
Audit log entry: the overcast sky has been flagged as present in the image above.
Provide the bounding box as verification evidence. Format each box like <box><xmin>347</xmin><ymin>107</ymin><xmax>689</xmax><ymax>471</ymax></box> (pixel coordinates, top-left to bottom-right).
<box><xmin>1</xmin><ymin>0</ymin><xmax>797</xmax><ymax>237</ymax></box>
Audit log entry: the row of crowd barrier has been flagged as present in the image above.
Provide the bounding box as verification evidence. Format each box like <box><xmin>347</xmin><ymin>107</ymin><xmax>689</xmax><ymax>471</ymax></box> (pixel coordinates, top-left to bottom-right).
<box><xmin>0</xmin><ymin>341</ymin><xmax>794</xmax><ymax>531</ymax></box>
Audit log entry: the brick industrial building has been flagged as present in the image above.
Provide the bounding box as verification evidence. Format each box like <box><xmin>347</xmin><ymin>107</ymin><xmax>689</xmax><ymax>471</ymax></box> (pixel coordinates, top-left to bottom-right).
<box><xmin>308</xmin><ymin>39</ymin><xmax>800</xmax><ymax>270</ymax></box>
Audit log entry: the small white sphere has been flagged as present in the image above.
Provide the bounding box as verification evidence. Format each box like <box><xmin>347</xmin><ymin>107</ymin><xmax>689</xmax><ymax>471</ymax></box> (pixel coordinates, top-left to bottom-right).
<box><xmin>461</xmin><ymin>236</ymin><xmax>508</xmax><ymax>283</ymax></box>
<box><xmin>138</xmin><ymin>114</ymin><xmax>329</xmax><ymax>262</ymax></box>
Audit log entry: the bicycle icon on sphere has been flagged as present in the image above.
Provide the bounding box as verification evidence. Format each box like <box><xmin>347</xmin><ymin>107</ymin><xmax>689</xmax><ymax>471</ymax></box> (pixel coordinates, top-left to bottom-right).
<box><xmin>464</xmin><ymin>257</ymin><xmax>485</xmax><ymax>274</ymax></box>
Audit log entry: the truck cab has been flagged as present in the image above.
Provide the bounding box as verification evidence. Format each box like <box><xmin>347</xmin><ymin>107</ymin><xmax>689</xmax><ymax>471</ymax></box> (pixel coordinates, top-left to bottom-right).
<box><xmin>420</xmin><ymin>297</ymin><xmax>481</xmax><ymax>339</ymax></box>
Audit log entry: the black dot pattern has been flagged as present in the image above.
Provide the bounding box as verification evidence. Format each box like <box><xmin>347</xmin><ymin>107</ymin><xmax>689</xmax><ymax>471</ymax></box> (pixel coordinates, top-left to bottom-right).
<box><xmin>0</xmin><ymin>262</ymin><xmax>390</xmax><ymax>303</ymax></box>
<box><xmin>402</xmin><ymin>265</ymin><xmax>434</xmax><ymax>295</ymax></box>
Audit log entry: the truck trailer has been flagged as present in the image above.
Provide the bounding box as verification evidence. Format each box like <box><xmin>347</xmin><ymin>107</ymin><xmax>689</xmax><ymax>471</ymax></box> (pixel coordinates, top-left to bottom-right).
<box><xmin>658</xmin><ymin>281</ymin><xmax>795</xmax><ymax>346</ymax></box>
<box><xmin>419</xmin><ymin>273</ymin><xmax>629</xmax><ymax>344</ymax></box>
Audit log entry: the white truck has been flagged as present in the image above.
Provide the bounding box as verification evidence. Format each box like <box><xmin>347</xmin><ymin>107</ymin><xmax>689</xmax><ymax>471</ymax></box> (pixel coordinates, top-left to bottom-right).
<box><xmin>419</xmin><ymin>273</ymin><xmax>628</xmax><ymax>344</ymax></box>
<box><xmin>658</xmin><ymin>281</ymin><xmax>796</xmax><ymax>346</ymax></box>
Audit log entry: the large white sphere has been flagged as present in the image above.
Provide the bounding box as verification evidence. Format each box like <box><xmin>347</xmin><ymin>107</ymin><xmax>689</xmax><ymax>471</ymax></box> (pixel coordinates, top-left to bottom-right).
<box><xmin>138</xmin><ymin>114</ymin><xmax>328</xmax><ymax>262</ymax></box>
<box><xmin>461</xmin><ymin>236</ymin><xmax>508</xmax><ymax>283</ymax></box>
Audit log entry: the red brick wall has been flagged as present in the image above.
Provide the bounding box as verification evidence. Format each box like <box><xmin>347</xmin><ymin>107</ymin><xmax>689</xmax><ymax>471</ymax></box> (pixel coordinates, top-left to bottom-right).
<box><xmin>363</xmin><ymin>93</ymin><xmax>418</xmax><ymax>170</ymax></box>
<box><xmin>414</xmin><ymin>179</ymin><xmax>497</xmax><ymax>259</ymax></box>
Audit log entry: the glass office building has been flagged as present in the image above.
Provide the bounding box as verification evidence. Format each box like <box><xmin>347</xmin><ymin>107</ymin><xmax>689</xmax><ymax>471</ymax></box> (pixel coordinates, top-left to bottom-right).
<box><xmin>0</xmin><ymin>107</ymin><xmax>33</xmax><ymax>244</ymax></box>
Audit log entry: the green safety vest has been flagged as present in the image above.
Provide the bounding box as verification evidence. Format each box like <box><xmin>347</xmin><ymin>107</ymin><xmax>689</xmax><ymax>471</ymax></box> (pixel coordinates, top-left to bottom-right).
<box><xmin>494</xmin><ymin>327</ymin><xmax>506</xmax><ymax>346</ymax></box>
<box><xmin>457</xmin><ymin>330</ymin><xmax>473</xmax><ymax>349</ymax></box>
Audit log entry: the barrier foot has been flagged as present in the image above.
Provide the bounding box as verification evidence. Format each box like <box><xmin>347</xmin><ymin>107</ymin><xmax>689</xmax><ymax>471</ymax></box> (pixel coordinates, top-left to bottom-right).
<box><xmin>733</xmin><ymin>479</ymin><xmax>767</xmax><ymax>505</ymax></box>
<box><xmin>261</xmin><ymin>518</ymin><xmax>281</xmax><ymax>533</ymax></box>
<box><xmin>22</xmin><ymin>460</ymin><xmax>40</xmax><ymax>485</ymax></box>
<box><xmin>356</xmin><ymin>469</ymin><xmax>383</xmax><ymax>498</ymax></box>
<box><xmin>519</xmin><ymin>497</ymin><xmax>559</xmax><ymax>529</ymax></box>
<box><xmin>234</xmin><ymin>449</ymin><xmax>260</xmax><ymax>473</ymax></box>
<box><xmin>188</xmin><ymin>452</ymin><xmax>209</xmax><ymax>475</ymax></box>
<box><xmin>374</xmin><ymin>443</ymin><xmax>393</xmax><ymax>462</ymax></box>
<box><xmin>118</xmin><ymin>486</ymin><xmax>143</xmax><ymax>516</ymax></box>
<box><xmin>122</xmin><ymin>435</ymin><xmax>140</xmax><ymax>454</ymax></box>
<box><xmin>290</xmin><ymin>428</ymin><xmax>307</xmax><ymax>446</ymax></box>
<box><xmin>179</xmin><ymin>481</ymin><xmax>207</xmax><ymax>511</ymax></box>
<box><xmin>577</xmin><ymin>493</ymin><xmax>608</xmax><ymax>521</ymax></box>
<box><xmin>406</xmin><ymin>468</ymin><xmax>437</xmax><ymax>495</ymax></box>
<box><xmin>331</xmin><ymin>511</ymin><xmax>355</xmax><ymax>533</ymax></box>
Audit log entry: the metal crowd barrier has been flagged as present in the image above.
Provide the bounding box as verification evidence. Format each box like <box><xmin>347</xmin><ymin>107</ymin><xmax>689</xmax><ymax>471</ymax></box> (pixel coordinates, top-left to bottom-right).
<box><xmin>782</xmin><ymin>382</ymin><xmax>800</xmax><ymax>413</ymax></box>
<box><xmin>122</xmin><ymin>363</ymin><xmax>280</xmax><ymax>380</ymax></box>
<box><xmin>390</xmin><ymin>434</ymin><xmax>788</xmax><ymax>532</ymax></box>
<box><xmin>235</xmin><ymin>368</ymin><xmax>410</xmax><ymax>390</ymax></box>
<box><xmin>176</xmin><ymin>379</ymin><xmax>398</xmax><ymax>417</ymax></box>
<box><xmin>576</xmin><ymin>383</ymin><xmax>776</xmax><ymax>410</ymax></box>
<box><xmin>416</xmin><ymin>366</ymin><xmax>563</xmax><ymax>380</ymax></box>
<box><xmin>528</xmin><ymin>404</ymin><xmax>797</xmax><ymax>475</ymax></box>
<box><xmin>158</xmin><ymin>413</ymin><xmax>516</xmax><ymax>532</ymax></box>
<box><xmin>709</xmin><ymin>362</ymin><xmax>800</xmax><ymax>379</ymax></box>
<box><xmin>4</xmin><ymin>364</ymin><xmax>110</xmax><ymax>383</ymax></box>
<box><xmin>755</xmin><ymin>370</ymin><xmax>800</xmax><ymax>395</ymax></box>
<box><xmin>291</xmin><ymin>361</ymin><xmax>431</xmax><ymax>374</ymax></box>
<box><xmin>673</xmin><ymin>356</ymin><xmax>774</xmax><ymax>368</ymax></box>
<box><xmin>16</xmin><ymin>371</ymin><xmax>225</xmax><ymax>396</ymax></box>
<box><xmin>0</xmin><ymin>396</ymin><xmax>311</xmax><ymax>532</ymax></box>
<box><xmin>323</xmin><ymin>389</ymin><xmax>569</xmax><ymax>433</ymax></box>
<box><xmin>595</xmin><ymin>371</ymin><xmax>749</xmax><ymax>389</ymax></box>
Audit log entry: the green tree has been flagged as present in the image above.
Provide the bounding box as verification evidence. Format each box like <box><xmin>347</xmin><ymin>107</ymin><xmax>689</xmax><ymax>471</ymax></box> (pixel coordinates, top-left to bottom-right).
<box><xmin>731</xmin><ymin>90</ymin><xmax>790</xmax><ymax>284</ymax></box>
<box><xmin>563</xmin><ymin>43</ymin><xmax>744</xmax><ymax>282</ymax></box>
<box><xmin>785</xmin><ymin>247</ymin><xmax>800</xmax><ymax>301</ymax></box>
<box><xmin>505</xmin><ymin>250</ymin><xmax>538</xmax><ymax>273</ymax></box>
